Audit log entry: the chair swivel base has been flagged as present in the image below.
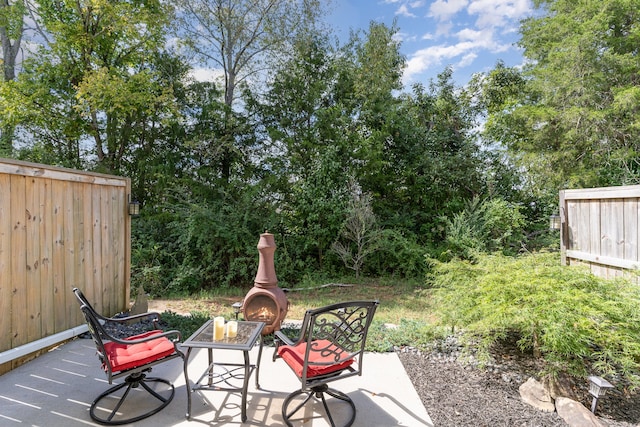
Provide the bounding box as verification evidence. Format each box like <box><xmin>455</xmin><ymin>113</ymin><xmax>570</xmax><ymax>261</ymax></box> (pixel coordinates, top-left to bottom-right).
<box><xmin>282</xmin><ymin>383</ymin><xmax>356</xmax><ymax>427</ymax></box>
<box><xmin>89</xmin><ymin>372</ymin><xmax>175</xmax><ymax>425</ymax></box>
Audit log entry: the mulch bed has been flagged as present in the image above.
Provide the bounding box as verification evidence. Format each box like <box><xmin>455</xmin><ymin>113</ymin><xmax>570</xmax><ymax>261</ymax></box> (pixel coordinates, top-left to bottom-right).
<box><xmin>397</xmin><ymin>340</ymin><xmax>640</xmax><ymax>427</ymax></box>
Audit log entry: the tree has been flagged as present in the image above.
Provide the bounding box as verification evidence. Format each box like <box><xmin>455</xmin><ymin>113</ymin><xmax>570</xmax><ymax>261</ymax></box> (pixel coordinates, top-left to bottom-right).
<box><xmin>175</xmin><ymin>0</ymin><xmax>329</xmax><ymax>182</ymax></box>
<box><xmin>0</xmin><ymin>0</ymin><xmax>24</xmax><ymax>155</ymax></box>
<box><xmin>331</xmin><ymin>185</ymin><xmax>380</xmax><ymax>279</ymax></box>
<box><xmin>5</xmin><ymin>0</ymin><xmax>176</xmax><ymax>172</ymax></box>
<box><xmin>368</xmin><ymin>68</ymin><xmax>485</xmax><ymax>242</ymax></box>
<box><xmin>485</xmin><ymin>0</ymin><xmax>640</xmax><ymax>194</ymax></box>
<box><xmin>0</xmin><ymin>0</ymin><xmax>23</xmax><ymax>81</ymax></box>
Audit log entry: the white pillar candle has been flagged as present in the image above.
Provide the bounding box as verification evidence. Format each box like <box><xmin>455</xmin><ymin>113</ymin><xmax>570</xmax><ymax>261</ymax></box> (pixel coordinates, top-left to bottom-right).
<box><xmin>226</xmin><ymin>320</ymin><xmax>238</xmax><ymax>338</ymax></box>
<box><xmin>213</xmin><ymin>316</ymin><xmax>225</xmax><ymax>340</ymax></box>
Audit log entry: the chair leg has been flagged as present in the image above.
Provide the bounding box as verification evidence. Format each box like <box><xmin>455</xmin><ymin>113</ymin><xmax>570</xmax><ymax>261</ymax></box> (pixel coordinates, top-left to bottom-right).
<box><xmin>282</xmin><ymin>384</ymin><xmax>356</xmax><ymax>427</ymax></box>
<box><xmin>89</xmin><ymin>372</ymin><xmax>175</xmax><ymax>425</ymax></box>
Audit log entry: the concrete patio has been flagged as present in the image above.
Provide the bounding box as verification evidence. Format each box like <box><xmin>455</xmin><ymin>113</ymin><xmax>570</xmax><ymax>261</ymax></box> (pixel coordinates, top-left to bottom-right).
<box><xmin>0</xmin><ymin>337</ymin><xmax>433</xmax><ymax>426</ymax></box>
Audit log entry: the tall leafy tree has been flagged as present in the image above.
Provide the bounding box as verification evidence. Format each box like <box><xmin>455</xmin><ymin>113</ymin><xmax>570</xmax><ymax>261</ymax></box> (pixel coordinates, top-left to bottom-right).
<box><xmin>4</xmin><ymin>0</ymin><xmax>175</xmax><ymax>172</ymax></box>
<box><xmin>254</xmin><ymin>32</ymin><xmax>353</xmax><ymax>271</ymax></box>
<box><xmin>485</xmin><ymin>0</ymin><xmax>640</xmax><ymax>193</ymax></box>
<box><xmin>381</xmin><ymin>68</ymin><xmax>484</xmax><ymax>241</ymax></box>
<box><xmin>175</xmin><ymin>0</ymin><xmax>328</xmax><ymax>183</ymax></box>
<box><xmin>0</xmin><ymin>0</ymin><xmax>23</xmax><ymax>81</ymax></box>
<box><xmin>0</xmin><ymin>0</ymin><xmax>24</xmax><ymax>155</ymax></box>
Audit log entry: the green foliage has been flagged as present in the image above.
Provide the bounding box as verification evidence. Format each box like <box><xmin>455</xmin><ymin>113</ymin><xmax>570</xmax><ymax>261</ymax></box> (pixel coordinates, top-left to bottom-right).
<box><xmin>364</xmin><ymin>229</ymin><xmax>428</xmax><ymax>278</ymax></box>
<box><xmin>441</xmin><ymin>196</ymin><xmax>526</xmax><ymax>260</ymax></box>
<box><xmin>3</xmin><ymin>3</ymin><xmax>545</xmax><ymax>294</ymax></box>
<box><xmin>365</xmin><ymin>319</ymin><xmax>449</xmax><ymax>353</ymax></box>
<box><xmin>482</xmin><ymin>0</ymin><xmax>640</xmax><ymax>196</ymax></box>
<box><xmin>428</xmin><ymin>252</ymin><xmax>640</xmax><ymax>385</ymax></box>
<box><xmin>159</xmin><ymin>310</ymin><xmax>210</xmax><ymax>341</ymax></box>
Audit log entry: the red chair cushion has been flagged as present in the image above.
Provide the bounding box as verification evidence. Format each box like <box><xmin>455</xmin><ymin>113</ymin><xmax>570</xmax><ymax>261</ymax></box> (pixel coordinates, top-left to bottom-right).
<box><xmin>278</xmin><ymin>339</ymin><xmax>354</xmax><ymax>378</ymax></box>
<box><xmin>103</xmin><ymin>330</ymin><xmax>176</xmax><ymax>373</ymax></box>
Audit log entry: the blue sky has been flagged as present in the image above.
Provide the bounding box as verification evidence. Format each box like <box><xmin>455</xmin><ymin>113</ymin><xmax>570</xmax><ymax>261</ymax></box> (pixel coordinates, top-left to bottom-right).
<box><xmin>329</xmin><ymin>0</ymin><xmax>534</xmax><ymax>88</ymax></box>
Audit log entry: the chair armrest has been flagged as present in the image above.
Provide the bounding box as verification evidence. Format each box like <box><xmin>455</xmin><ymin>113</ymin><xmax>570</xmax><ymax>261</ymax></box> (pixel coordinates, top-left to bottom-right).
<box><xmin>273</xmin><ymin>330</ymin><xmax>298</xmax><ymax>362</ymax></box>
<box><xmin>274</xmin><ymin>330</ymin><xmax>296</xmax><ymax>346</ymax></box>
<box><xmin>105</xmin><ymin>311</ymin><xmax>161</xmax><ymax>324</ymax></box>
<box><xmin>107</xmin><ymin>329</ymin><xmax>182</xmax><ymax>346</ymax></box>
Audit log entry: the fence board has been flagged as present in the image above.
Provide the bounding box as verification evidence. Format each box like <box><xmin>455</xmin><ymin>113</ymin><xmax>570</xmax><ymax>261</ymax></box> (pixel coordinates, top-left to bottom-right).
<box><xmin>52</xmin><ymin>180</ymin><xmax>66</xmax><ymax>333</ymax></box>
<box><xmin>81</xmin><ymin>183</ymin><xmax>95</xmax><ymax>317</ymax></box>
<box><xmin>101</xmin><ymin>185</ymin><xmax>114</xmax><ymax>315</ymax></box>
<box><xmin>0</xmin><ymin>158</ymin><xmax>131</xmax><ymax>373</ymax></box>
<box><xmin>40</xmin><ymin>178</ymin><xmax>54</xmax><ymax>338</ymax></box>
<box><xmin>25</xmin><ymin>177</ymin><xmax>42</xmax><ymax>342</ymax></box>
<box><xmin>10</xmin><ymin>175</ymin><xmax>27</xmax><ymax>349</ymax></box>
<box><xmin>0</xmin><ymin>174</ymin><xmax>11</xmax><ymax>353</ymax></box>
<box><xmin>623</xmin><ymin>199</ymin><xmax>638</xmax><ymax>262</ymax></box>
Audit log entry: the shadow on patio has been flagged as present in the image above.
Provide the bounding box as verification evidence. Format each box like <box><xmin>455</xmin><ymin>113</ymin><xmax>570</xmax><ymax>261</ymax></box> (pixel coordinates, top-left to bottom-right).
<box><xmin>0</xmin><ymin>337</ymin><xmax>433</xmax><ymax>426</ymax></box>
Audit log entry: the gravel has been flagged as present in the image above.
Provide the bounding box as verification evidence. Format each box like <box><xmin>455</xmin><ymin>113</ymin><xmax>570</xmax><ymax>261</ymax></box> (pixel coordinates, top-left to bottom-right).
<box><xmin>396</xmin><ymin>336</ymin><xmax>640</xmax><ymax>427</ymax></box>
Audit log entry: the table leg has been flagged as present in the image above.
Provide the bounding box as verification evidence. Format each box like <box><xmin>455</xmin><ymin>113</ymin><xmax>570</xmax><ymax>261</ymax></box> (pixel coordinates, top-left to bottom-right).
<box><xmin>255</xmin><ymin>336</ymin><xmax>263</xmax><ymax>389</ymax></box>
<box><xmin>184</xmin><ymin>347</ymin><xmax>193</xmax><ymax>420</ymax></box>
<box><xmin>207</xmin><ymin>348</ymin><xmax>213</xmax><ymax>386</ymax></box>
<box><xmin>241</xmin><ymin>350</ymin><xmax>250</xmax><ymax>422</ymax></box>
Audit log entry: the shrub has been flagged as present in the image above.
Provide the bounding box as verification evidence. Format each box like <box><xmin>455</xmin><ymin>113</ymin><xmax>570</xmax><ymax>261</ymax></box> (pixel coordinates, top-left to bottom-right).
<box><xmin>440</xmin><ymin>196</ymin><xmax>525</xmax><ymax>260</ymax></box>
<box><xmin>160</xmin><ymin>310</ymin><xmax>211</xmax><ymax>340</ymax></box>
<box><xmin>428</xmin><ymin>252</ymin><xmax>640</xmax><ymax>386</ymax></box>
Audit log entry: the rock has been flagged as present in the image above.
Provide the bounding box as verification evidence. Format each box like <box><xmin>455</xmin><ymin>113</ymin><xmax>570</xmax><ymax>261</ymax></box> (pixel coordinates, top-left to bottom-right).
<box><xmin>543</xmin><ymin>372</ymin><xmax>579</xmax><ymax>400</ymax></box>
<box><xmin>519</xmin><ymin>377</ymin><xmax>556</xmax><ymax>412</ymax></box>
<box><xmin>130</xmin><ymin>285</ymin><xmax>148</xmax><ymax>315</ymax></box>
<box><xmin>556</xmin><ymin>397</ymin><xmax>606</xmax><ymax>427</ymax></box>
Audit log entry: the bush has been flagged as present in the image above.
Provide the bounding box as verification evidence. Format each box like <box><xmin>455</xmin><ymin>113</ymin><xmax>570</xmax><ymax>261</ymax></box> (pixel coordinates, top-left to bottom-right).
<box><xmin>440</xmin><ymin>196</ymin><xmax>525</xmax><ymax>260</ymax></box>
<box><xmin>160</xmin><ymin>310</ymin><xmax>211</xmax><ymax>340</ymax></box>
<box><xmin>428</xmin><ymin>252</ymin><xmax>640</xmax><ymax>386</ymax></box>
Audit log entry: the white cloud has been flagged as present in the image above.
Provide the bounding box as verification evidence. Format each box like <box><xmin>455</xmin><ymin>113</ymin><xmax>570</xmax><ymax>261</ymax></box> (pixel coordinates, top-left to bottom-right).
<box><xmin>468</xmin><ymin>0</ymin><xmax>531</xmax><ymax>29</ymax></box>
<box><xmin>403</xmin><ymin>29</ymin><xmax>505</xmax><ymax>83</ymax></box>
<box><xmin>396</xmin><ymin>4</ymin><xmax>417</xmax><ymax>17</ymax></box>
<box><xmin>396</xmin><ymin>31</ymin><xmax>418</xmax><ymax>43</ymax></box>
<box><xmin>435</xmin><ymin>21</ymin><xmax>454</xmax><ymax>37</ymax></box>
<box><xmin>385</xmin><ymin>0</ymin><xmax>533</xmax><ymax>85</ymax></box>
<box><xmin>429</xmin><ymin>0</ymin><xmax>469</xmax><ymax>20</ymax></box>
<box><xmin>457</xmin><ymin>52</ymin><xmax>478</xmax><ymax>68</ymax></box>
<box><xmin>189</xmin><ymin>67</ymin><xmax>224</xmax><ymax>83</ymax></box>
<box><xmin>456</xmin><ymin>28</ymin><xmax>486</xmax><ymax>41</ymax></box>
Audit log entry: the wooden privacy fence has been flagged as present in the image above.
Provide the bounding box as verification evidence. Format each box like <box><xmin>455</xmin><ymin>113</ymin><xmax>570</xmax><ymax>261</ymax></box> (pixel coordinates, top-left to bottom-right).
<box><xmin>0</xmin><ymin>158</ymin><xmax>132</xmax><ymax>374</ymax></box>
<box><xmin>560</xmin><ymin>185</ymin><xmax>640</xmax><ymax>279</ymax></box>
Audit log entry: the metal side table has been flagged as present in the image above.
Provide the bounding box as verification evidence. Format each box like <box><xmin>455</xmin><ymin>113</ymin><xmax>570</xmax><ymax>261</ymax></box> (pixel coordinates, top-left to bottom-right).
<box><xmin>182</xmin><ymin>320</ymin><xmax>265</xmax><ymax>422</ymax></box>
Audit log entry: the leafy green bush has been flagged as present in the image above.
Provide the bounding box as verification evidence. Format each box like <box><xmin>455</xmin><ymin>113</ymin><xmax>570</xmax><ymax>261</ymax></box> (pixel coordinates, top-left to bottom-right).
<box><xmin>159</xmin><ymin>310</ymin><xmax>211</xmax><ymax>340</ymax></box>
<box><xmin>441</xmin><ymin>196</ymin><xmax>525</xmax><ymax>260</ymax></box>
<box><xmin>428</xmin><ymin>252</ymin><xmax>640</xmax><ymax>386</ymax></box>
<box><xmin>364</xmin><ymin>229</ymin><xmax>428</xmax><ymax>279</ymax></box>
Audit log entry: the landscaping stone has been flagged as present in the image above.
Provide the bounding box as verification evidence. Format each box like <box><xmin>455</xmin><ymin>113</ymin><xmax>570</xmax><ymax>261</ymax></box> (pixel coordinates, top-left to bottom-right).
<box><xmin>556</xmin><ymin>397</ymin><xmax>606</xmax><ymax>427</ymax></box>
<box><xmin>544</xmin><ymin>372</ymin><xmax>580</xmax><ymax>400</ymax></box>
<box><xmin>519</xmin><ymin>377</ymin><xmax>556</xmax><ymax>412</ymax></box>
<box><xmin>129</xmin><ymin>285</ymin><xmax>148</xmax><ymax>315</ymax></box>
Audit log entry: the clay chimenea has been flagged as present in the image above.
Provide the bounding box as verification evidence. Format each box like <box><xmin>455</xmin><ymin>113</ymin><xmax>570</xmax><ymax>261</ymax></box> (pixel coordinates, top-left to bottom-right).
<box><xmin>241</xmin><ymin>233</ymin><xmax>289</xmax><ymax>334</ymax></box>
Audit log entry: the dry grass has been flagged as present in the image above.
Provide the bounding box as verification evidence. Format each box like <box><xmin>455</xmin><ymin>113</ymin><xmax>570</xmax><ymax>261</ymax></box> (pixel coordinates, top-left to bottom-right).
<box><xmin>147</xmin><ymin>280</ymin><xmax>432</xmax><ymax>325</ymax></box>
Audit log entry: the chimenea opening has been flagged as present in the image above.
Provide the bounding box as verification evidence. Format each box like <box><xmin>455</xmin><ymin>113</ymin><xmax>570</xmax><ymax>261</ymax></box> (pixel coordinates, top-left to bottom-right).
<box><xmin>241</xmin><ymin>233</ymin><xmax>288</xmax><ymax>335</ymax></box>
<box><xmin>245</xmin><ymin>294</ymin><xmax>277</xmax><ymax>324</ymax></box>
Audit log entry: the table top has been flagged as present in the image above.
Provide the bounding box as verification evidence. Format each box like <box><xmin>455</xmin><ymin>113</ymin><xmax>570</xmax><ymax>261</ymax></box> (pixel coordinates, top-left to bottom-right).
<box><xmin>182</xmin><ymin>320</ymin><xmax>265</xmax><ymax>351</ymax></box>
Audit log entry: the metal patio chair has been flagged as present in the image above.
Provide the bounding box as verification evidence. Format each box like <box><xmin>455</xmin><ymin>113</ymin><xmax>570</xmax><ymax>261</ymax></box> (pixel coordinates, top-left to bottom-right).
<box><xmin>73</xmin><ymin>288</ymin><xmax>185</xmax><ymax>425</ymax></box>
<box><xmin>273</xmin><ymin>300</ymin><xmax>379</xmax><ymax>427</ymax></box>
